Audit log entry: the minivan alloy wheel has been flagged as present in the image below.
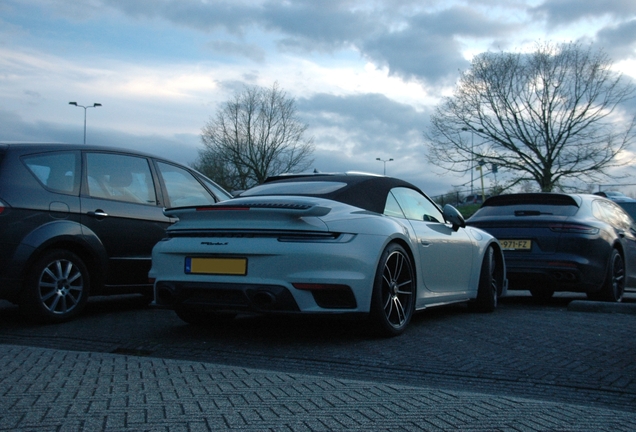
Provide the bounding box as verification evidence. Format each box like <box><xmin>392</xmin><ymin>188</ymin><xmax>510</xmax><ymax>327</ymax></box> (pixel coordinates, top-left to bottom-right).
<box><xmin>21</xmin><ymin>250</ymin><xmax>90</xmax><ymax>323</ymax></box>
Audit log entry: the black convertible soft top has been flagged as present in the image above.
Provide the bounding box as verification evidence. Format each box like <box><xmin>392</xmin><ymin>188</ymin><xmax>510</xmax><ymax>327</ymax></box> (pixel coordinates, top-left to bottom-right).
<box><xmin>251</xmin><ymin>173</ymin><xmax>426</xmax><ymax>214</ymax></box>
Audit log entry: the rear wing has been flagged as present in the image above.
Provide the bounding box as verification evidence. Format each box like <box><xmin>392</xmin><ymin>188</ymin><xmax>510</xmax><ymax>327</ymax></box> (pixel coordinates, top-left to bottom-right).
<box><xmin>164</xmin><ymin>200</ymin><xmax>332</xmax><ymax>220</ymax></box>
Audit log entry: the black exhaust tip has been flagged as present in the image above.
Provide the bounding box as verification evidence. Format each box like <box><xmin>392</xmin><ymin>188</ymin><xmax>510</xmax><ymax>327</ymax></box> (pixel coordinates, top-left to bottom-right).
<box><xmin>252</xmin><ymin>290</ymin><xmax>277</xmax><ymax>308</ymax></box>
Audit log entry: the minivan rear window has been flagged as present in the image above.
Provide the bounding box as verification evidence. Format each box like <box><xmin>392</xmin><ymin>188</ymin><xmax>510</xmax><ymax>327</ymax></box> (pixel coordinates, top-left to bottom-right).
<box><xmin>23</xmin><ymin>151</ymin><xmax>79</xmax><ymax>195</ymax></box>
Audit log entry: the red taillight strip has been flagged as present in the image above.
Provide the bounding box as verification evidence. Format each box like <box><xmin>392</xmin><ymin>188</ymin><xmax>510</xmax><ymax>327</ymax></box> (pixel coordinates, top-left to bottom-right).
<box><xmin>293</xmin><ymin>283</ymin><xmax>351</xmax><ymax>291</ymax></box>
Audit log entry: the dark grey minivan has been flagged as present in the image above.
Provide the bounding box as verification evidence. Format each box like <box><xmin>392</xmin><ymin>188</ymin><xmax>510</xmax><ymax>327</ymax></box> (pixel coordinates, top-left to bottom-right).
<box><xmin>0</xmin><ymin>143</ymin><xmax>231</xmax><ymax>323</ymax></box>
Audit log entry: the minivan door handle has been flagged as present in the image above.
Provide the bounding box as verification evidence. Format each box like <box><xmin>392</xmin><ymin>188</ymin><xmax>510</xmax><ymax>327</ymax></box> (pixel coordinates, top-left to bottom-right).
<box><xmin>87</xmin><ymin>210</ymin><xmax>109</xmax><ymax>219</ymax></box>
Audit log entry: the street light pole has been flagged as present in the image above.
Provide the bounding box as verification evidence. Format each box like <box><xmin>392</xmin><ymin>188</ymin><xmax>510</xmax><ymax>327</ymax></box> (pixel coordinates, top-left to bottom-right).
<box><xmin>69</xmin><ymin>102</ymin><xmax>102</xmax><ymax>144</ymax></box>
<box><xmin>461</xmin><ymin>127</ymin><xmax>484</xmax><ymax>195</ymax></box>
<box><xmin>375</xmin><ymin>157</ymin><xmax>393</xmax><ymax>175</ymax></box>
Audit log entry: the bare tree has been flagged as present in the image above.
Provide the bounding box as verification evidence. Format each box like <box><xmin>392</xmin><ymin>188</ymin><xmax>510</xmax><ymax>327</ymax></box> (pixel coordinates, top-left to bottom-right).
<box><xmin>426</xmin><ymin>42</ymin><xmax>636</xmax><ymax>192</ymax></box>
<box><xmin>195</xmin><ymin>82</ymin><xmax>314</xmax><ymax>191</ymax></box>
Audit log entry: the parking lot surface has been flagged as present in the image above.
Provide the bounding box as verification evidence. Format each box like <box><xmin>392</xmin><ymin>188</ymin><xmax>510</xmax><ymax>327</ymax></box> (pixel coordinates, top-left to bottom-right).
<box><xmin>1</xmin><ymin>292</ymin><xmax>635</xmax><ymax>431</ymax></box>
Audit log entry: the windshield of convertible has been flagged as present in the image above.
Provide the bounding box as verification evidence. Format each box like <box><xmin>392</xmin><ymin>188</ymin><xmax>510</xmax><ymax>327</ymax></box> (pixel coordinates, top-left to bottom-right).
<box><xmin>239</xmin><ymin>181</ymin><xmax>347</xmax><ymax>197</ymax></box>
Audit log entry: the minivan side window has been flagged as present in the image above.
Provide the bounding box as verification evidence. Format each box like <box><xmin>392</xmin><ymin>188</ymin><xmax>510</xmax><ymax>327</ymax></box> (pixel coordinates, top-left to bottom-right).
<box><xmin>85</xmin><ymin>153</ymin><xmax>157</xmax><ymax>204</ymax></box>
<box><xmin>23</xmin><ymin>151</ymin><xmax>79</xmax><ymax>195</ymax></box>
<box><xmin>202</xmin><ymin>177</ymin><xmax>232</xmax><ymax>201</ymax></box>
<box><xmin>156</xmin><ymin>162</ymin><xmax>217</xmax><ymax>207</ymax></box>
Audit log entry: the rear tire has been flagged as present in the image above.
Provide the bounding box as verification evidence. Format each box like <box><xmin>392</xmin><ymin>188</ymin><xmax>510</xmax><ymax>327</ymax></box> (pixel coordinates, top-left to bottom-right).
<box><xmin>20</xmin><ymin>249</ymin><xmax>90</xmax><ymax>324</ymax></box>
<box><xmin>369</xmin><ymin>243</ymin><xmax>416</xmax><ymax>337</ymax></box>
<box><xmin>469</xmin><ymin>246</ymin><xmax>499</xmax><ymax>312</ymax></box>
<box><xmin>595</xmin><ymin>249</ymin><xmax>624</xmax><ymax>302</ymax></box>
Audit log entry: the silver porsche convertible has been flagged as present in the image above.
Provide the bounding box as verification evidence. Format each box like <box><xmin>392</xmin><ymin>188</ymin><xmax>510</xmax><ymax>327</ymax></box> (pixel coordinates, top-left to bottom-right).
<box><xmin>150</xmin><ymin>173</ymin><xmax>507</xmax><ymax>336</ymax></box>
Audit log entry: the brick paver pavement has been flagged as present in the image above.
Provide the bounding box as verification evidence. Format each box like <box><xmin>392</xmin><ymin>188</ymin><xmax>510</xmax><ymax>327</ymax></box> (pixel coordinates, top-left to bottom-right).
<box><xmin>1</xmin><ymin>344</ymin><xmax>636</xmax><ymax>431</ymax></box>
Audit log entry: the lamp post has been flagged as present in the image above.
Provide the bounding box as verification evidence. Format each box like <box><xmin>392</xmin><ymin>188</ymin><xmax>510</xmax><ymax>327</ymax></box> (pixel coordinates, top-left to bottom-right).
<box><xmin>69</xmin><ymin>102</ymin><xmax>102</xmax><ymax>144</ymax></box>
<box><xmin>375</xmin><ymin>158</ymin><xmax>393</xmax><ymax>175</ymax></box>
<box><xmin>461</xmin><ymin>127</ymin><xmax>484</xmax><ymax>195</ymax></box>
<box><xmin>476</xmin><ymin>160</ymin><xmax>486</xmax><ymax>202</ymax></box>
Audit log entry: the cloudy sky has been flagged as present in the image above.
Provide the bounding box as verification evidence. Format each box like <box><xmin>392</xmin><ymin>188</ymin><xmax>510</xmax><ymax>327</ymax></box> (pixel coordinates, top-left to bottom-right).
<box><xmin>1</xmin><ymin>0</ymin><xmax>635</xmax><ymax>197</ymax></box>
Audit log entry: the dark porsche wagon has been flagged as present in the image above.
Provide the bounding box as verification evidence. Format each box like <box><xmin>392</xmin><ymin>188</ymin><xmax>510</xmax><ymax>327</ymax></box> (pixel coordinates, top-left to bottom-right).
<box><xmin>467</xmin><ymin>193</ymin><xmax>636</xmax><ymax>302</ymax></box>
<box><xmin>0</xmin><ymin>143</ymin><xmax>231</xmax><ymax>323</ymax></box>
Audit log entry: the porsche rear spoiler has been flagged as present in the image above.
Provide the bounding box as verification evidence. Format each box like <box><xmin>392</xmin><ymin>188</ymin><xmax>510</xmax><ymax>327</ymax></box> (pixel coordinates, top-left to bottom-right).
<box><xmin>164</xmin><ymin>201</ymin><xmax>332</xmax><ymax>220</ymax></box>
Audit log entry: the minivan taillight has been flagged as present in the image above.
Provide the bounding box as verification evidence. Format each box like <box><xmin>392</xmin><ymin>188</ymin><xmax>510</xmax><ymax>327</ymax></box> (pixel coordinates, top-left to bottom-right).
<box><xmin>0</xmin><ymin>199</ymin><xmax>6</xmax><ymax>215</ymax></box>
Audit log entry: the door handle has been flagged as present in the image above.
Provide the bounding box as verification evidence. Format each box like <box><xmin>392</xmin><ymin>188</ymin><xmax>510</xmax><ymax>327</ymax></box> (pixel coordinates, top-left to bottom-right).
<box><xmin>420</xmin><ymin>239</ymin><xmax>432</xmax><ymax>247</ymax></box>
<box><xmin>87</xmin><ymin>210</ymin><xmax>109</xmax><ymax>219</ymax></box>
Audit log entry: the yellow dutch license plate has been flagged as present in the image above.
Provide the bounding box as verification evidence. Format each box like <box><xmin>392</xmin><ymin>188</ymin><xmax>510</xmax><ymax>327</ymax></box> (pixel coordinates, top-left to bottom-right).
<box><xmin>499</xmin><ymin>239</ymin><xmax>532</xmax><ymax>250</ymax></box>
<box><xmin>185</xmin><ymin>257</ymin><xmax>247</xmax><ymax>275</ymax></box>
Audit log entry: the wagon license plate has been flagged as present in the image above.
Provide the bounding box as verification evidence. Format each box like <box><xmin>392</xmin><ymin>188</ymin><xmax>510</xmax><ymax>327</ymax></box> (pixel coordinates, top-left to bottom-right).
<box><xmin>499</xmin><ymin>239</ymin><xmax>532</xmax><ymax>250</ymax></box>
<box><xmin>185</xmin><ymin>257</ymin><xmax>247</xmax><ymax>275</ymax></box>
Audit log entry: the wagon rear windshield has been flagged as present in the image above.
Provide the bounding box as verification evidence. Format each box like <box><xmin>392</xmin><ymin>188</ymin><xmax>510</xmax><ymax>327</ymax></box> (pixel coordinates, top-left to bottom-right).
<box><xmin>475</xmin><ymin>194</ymin><xmax>581</xmax><ymax>217</ymax></box>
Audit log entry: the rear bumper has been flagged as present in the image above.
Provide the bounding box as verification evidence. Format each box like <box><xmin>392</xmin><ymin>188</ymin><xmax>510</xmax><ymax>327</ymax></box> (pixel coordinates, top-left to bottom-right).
<box><xmin>154</xmin><ymin>281</ymin><xmax>359</xmax><ymax>314</ymax></box>
<box><xmin>154</xmin><ymin>281</ymin><xmax>300</xmax><ymax>313</ymax></box>
<box><xmin>504</xmin><ymin>253</ymin><xmax>605</xmax><ymax>292</ymax></box>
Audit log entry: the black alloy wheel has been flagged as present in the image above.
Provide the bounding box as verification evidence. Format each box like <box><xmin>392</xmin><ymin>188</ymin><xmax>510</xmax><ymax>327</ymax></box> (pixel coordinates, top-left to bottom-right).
<box><xmin>601</xmin><ymin>249</ymin><xmax>625</xmax><ymax>302</ymax></box>
<box><xmin>370</xmin><ymin>243</ymin><xmax>416</xmax><ymax>337</ymax></box>
<box><xmin>20</xmin><ymin>249</ymin><xmax>90</xmax><ymax>323</ymax></box>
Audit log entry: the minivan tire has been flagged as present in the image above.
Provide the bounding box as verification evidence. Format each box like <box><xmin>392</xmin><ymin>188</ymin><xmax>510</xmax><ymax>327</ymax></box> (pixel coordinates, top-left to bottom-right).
<box><xmin>20</xmin><ymin>249</ymin><xmax>90</xmax><ymax>324</ymax></box>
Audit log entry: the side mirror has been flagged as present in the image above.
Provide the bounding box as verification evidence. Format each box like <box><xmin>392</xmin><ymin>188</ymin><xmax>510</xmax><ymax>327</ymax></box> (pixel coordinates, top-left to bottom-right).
<box><xmin>443</xmin><ymin>204</ymin><xmax>466</xmax><ymax>232</ymax></box>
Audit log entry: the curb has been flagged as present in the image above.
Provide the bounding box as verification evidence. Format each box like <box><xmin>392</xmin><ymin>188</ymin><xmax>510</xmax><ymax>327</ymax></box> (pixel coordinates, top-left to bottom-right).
<box><xmin>568</xmin><ymin>300</ymin><xmax>636</xmax><ymax>315</ymax></box>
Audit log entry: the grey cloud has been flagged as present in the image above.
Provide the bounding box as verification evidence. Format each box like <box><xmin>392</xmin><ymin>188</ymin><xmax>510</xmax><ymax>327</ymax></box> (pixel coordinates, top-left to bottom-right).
<box><xmin>296</xmin><ymin>93</ymin><xmax>450</xmax><ymax>193</ymax></box>
<box><xmin>596</xmin><ymin>20</ymin><xmax>636</xmax><ymax>60</ymax></box>
<box><xmin>530</xmin><ymin>0</ymin><xmax>636</xmax><ymax>26</ymax></box>
<box><xmin>265</xmin><ymin>4</ymin><xmax>508</xmax><ymax>84</ymax></box>
<box><xmin>206</xmin><ymin>40</ymin><xmax>266</xmax><ymax>62</ymax></box>
<box><xmin>102</xmin><ymin>0</ymin><xmax>258</xmax><ymax>35</ymax></box>
<box><xmin>297</xmin><ymin>92</ymin><xmax>429</xmax><ymax>160</ymax></box>
<box><xmin>93</xmin><ymin>0</ymin><xmax>500</xmax><ymax>85</ymax></box>
<box><xmin>409</xmin><ymin>6</ymin><xmax>511</xmax><ymax>38</ymax></box>
<box><xmin>261</xmin><ymin>1</ymin><xmax>377</xmax><ymax>52</ymax></box>
<box><xmin>362</xmin><ymin>31</ymin><xmax>467</xmax><ymax>84</ymax></box>
<box><xmin>358</xmin><ymin>7</ymin><xmax>512</xmax><ymax>83</ymax></box>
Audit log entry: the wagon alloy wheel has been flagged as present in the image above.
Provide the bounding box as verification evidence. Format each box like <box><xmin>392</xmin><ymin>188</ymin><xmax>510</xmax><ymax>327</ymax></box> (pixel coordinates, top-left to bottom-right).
<box><xmin>469</xmin><ymin>245</ymin><xmax>499</xmax><ymax>312</ymax></box>
<box><xmin>370</xmin><ymin>243</ymin><xmax>415</xmax><ymax>337</ymax></box>
<box><xmin>21</xmin><ymin>250</ymin><xmax>90</xmax><ymax>323</ymax></box>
